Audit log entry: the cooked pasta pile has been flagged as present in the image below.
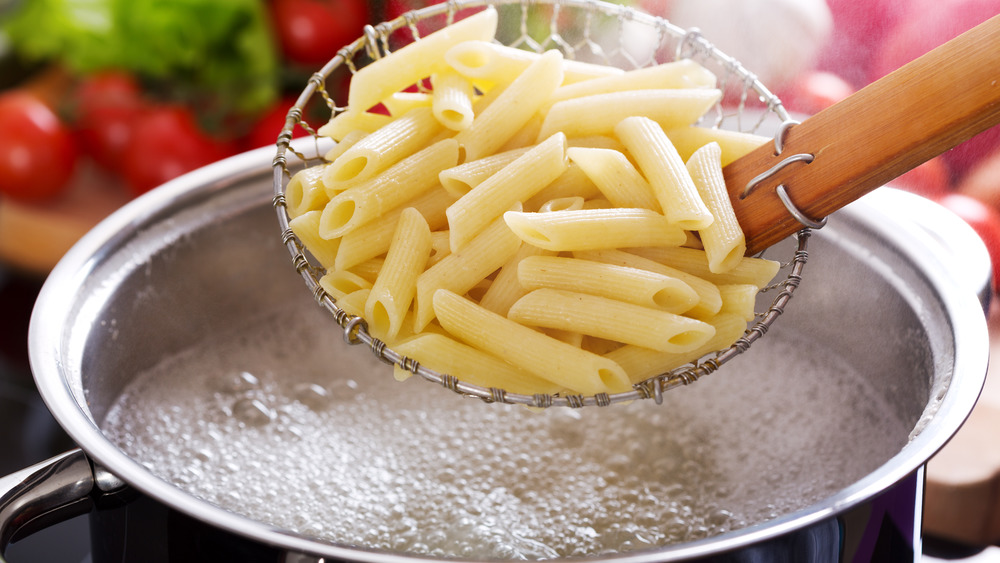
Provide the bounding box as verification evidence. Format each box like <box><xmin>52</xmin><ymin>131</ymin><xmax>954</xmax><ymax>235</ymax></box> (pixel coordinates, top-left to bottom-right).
<box><xmin>285</xmin><ymin>6</ymin><xmax>780</xmax><ymax>396</ymax></box>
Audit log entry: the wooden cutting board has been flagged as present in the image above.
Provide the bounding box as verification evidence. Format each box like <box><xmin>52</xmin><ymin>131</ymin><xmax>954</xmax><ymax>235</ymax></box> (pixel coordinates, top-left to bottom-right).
<box><xmin>924</xmin><ymin>299</ymin><xmax>1000</xmax><ymax>546</ymax></box>
<box><xmin>0</xmin><ymin>161</ymin><xmax>131</xmax><ymax>275</ymax></box>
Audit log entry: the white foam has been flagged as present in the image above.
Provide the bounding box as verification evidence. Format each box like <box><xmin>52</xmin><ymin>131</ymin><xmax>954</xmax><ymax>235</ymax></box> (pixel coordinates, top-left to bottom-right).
<box><xmin>101</xmin><ymin>304</ymin><xmax>912</xmax><ymax>559</ymax></box>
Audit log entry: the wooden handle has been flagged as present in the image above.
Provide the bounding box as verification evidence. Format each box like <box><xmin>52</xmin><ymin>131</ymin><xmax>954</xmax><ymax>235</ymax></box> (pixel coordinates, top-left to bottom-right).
<box><xmin>724</xmin><ymin>14</ymin><xmax>1000</xmax><ymax>255</ymax></box>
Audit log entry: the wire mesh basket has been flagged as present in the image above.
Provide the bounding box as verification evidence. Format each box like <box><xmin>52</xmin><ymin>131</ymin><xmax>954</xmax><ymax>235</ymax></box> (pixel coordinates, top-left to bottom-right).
<box><xmin>272</xmin><ymin>0</ymin><xmax>809</xmax><ymax>408</ymax></box>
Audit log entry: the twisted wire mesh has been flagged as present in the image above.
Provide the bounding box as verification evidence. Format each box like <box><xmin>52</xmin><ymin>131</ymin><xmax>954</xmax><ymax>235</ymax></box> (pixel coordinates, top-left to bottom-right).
<box><xmin>272</xmin><ymin>0</ymin><xmax>809</xmax><ymax>408</ymax></box>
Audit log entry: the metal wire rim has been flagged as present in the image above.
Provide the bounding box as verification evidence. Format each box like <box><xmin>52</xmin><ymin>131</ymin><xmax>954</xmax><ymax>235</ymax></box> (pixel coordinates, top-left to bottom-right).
<box><xmin>272</xmin><ymin>0</ymin><xmax>809</xmax><ymax>408</ymax></box>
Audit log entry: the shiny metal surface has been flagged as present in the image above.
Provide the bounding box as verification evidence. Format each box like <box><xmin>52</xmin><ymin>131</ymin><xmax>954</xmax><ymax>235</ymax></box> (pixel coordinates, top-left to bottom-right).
<box><xmin>12</xmin><ymin>142</ymin><xmax>991</xmax><ymax>561</ymax></box>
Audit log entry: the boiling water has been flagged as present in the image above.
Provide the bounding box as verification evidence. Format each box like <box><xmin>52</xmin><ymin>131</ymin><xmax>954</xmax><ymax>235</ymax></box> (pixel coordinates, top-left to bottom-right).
<box><xmin>102</xmin><ymin>303</ymin><xmax>912</xmax><ymax>559</ymax></box>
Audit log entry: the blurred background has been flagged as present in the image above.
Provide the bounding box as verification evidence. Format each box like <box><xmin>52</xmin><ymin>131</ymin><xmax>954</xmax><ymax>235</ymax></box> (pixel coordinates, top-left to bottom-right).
<box><xmin>1</xmin><ymin>0</ymin><xmax>1000</xmax><ymax>560</ymax></box>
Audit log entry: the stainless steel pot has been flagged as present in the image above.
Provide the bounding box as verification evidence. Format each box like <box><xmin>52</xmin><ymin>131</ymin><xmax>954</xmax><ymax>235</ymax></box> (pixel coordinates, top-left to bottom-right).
<box><xmin>1</xmin><ymin>143</ymin><xmax>990</xmax><ymax>562</ymax></box>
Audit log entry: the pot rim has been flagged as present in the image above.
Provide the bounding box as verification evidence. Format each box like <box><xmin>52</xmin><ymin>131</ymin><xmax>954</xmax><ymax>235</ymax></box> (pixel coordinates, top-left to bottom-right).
<box><xmin>26</xmin><ymin>144</ymin><xmax>990</xmax><ymax>562</ymax></box>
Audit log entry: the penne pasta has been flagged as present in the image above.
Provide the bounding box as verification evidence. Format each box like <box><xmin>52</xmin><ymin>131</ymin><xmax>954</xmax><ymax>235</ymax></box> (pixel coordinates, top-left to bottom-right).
<box><xmin>718</xmin><ymin>284</ymin><xmax>760</xmax><ymax>321</ymax></box>
<box><xmin>615</xmin><ymin>116</ymin><xmax>713</xmax><ymax>230</ymax></box>
<box><xmin>365</xmin><ymin>208</ymin><xmax>433</xmax><ymax>341</ymax></box>
<box><xmin>286</xmin><ymin>165</ymin><xmax>330</xmax><ymax>219</ymax></box>
<box><xmin>318</xmin><ymin>109</ymin><xmax>393</xmax><ymax>142</ymax></box>
<box><xmin>626</xmin><ymin>246</ymin><xmax>781</xmax><ymax>288</ymax></box>
<box><xmin>537</xmin><ymin>88</ymin><xmax>721</xmax><ymax>141</ymax></box>
<box><xmin>319</xmin><ymin>269</ymin><xmax>373</xmax><ymax>300</ymax></box>
<box><xmin>478</xmin><ymin>243</ymin><xmax>553</xmax><ymax>316</ymax></box>
<box><xmin>687</xmin><ymin>141</ymin><xmax>746</xmax><ymax>273</ymax></box>
<box><xmin>503</xmin><ymin>208</ymin><xmax>686</xmax><ymax>251</ymax></box>
<box><xmin>544</xmin><ymin>59</ymin><xmax>718</xmax><ymax>111</ymax></box>
<box><xmin>347</xmin><ymin>7</ymin><xmax>498</xmax><ymax>111</ymax></box>
<box><xmin>517</xmin><ymin>255</ymin><xmax>699</xmax><ymax>314</ymax></box>
<box><xmin>438</xmin><ymin>146</ymin><xmax>532</xmax><ymax>197</ymax></box>
<box><xmin>289</xmin><ymin>211</ymin><xmax>340</xmax><ymax>270</ymax></box>
<box><xmin>665</xmin><ymin>125</ymin><xmax>769</xmax><ymax>166</ymax></box>
<box><xmin>432</xmin><ymin>289</ymin><xmax>632</xmax><ymax>395</ymax></box>
<box><xmin>566</xmin><ymin>146</ymin><xmax>660</xmax><ymax>211</ymax></box>
<box><xmin>381</xmin><ymin>91</ymin><xmax>433</xmax><ymax>116</ymax></box>
<box><xmin>574</xmin><ymin>248</ymin><xmax>722</xmax><ymax>320</ymax></box>
<box><xmin>334</xmin><ymin>187</ymin><xmax>456</xmax><ymax>271</ymax></box>
<box><xmin>604</xmin><ymin>313</ymin><xmax>748</xmax><ymax>384</ymax></box>
<box><xmin>445</xmin><ymin>40</ymin><xmax>624</xmax><ymax>88</ymax></box>
<box><xmin>334</xmin><ymin>288</ymin><xmax>371</xmax><ymax>318</ymax></box>
<box><xmin>413</xmin><ymin>213</ymin><xmax>522</xmax><ymax>331</ymax></box>
<box><xmin>453</xmin><ymin>50</ymin><xmax>565</xmax><ymax>161</ymax></box>
<box><xmin>431</xmin><ymin>70</ymin><xmax>476</xmax><ymax>131</ymax></box>
<box><xmin>447</xmin><ymin>132</ymin><xmax>567</xmax><ymax>251</ymax></box>
<box><xmin>323</xmin><ymin>107</ymin><xmax>444</xmax><ymax>189</ymax></box>
<box><xmin>523</xmin><ymin>163</ymin><xmax>601</xmax><ymax>211</ymax></box>
<box><xmin>508</xmin><ymin>288</ymin><xmax>716</xmax><ymax>353</ymax></box>
<box><xmin>392</xmin><ymin>333</ymin><xmax>564</xmax><ymax>394</ymax></box>
<box><xmin>320</xmin><ymin>138</ymin><xmax>459</xmax><ymax>239</ymax></box>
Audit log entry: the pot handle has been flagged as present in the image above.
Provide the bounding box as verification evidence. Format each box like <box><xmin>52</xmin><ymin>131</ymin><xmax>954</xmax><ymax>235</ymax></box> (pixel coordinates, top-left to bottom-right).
<box><xmin>0</xmin><ymin>449</ymin><xmax>96</xmax><ymax>562</ymax></box>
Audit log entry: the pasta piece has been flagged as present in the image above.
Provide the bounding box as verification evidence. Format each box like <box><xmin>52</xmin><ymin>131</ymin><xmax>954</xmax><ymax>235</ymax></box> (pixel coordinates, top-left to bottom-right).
<box><xmin>323</xmin><ymin>107</ymin><xmax>444</xmax><ymax>190</ymax></box>
<box><xmin>503</xmin><ymin>208</ymin><xmax>686</xmax><ymax>251</ymax></box>
<box><xmin>322</xmin><ymin>129</ymin><xmax>367</xmax><ymax>172</ymax></box>
<box><xmin>575</xmin><ymin>248</ymin><xmax>722</xmax><ymax>320</ymax></box>
<box><xmin>566</xmin><ymin>135</ymin><xmax>627</xmax><ymax>153</ymax></box>
<box><xmin>320</xmin><ymin>138</ymin><xmax>459</xmax><ymax>239</ymax></box>
<box><xmin>496</xmin><ymin>112</ymin><xmax>544</xmax><ymax>153</ymax></box>
<box><xmin>508</xmin><ymin>288</ymin><xmax>715</xmax><ymax>353</ymax></box>
<box><xmin>286</xmin><ymin>165</ymin><xmax>330</xmax><ymax>219</ymax></box>
<box><xmin>453</xmin><ymin>50</ymin><xmax>564</xmax><ymax>161</ymax></box>
<box><xmin>537</xmin><ymin>88</ymin><xmax>721</xmax><ymax>141</ymax></box>
<box><xmin>566</xmin><ymin>147</ymin><xmax>660</xmax><ymax>211</ymax></box>
<box><xmin>544</xmin><ymin>59</ymin><xmax>718</xmax><ymax>111</ymax></box>
<box><xmin>335</xmin><ymin>289</ymin><xmax>371</xmax><ymax>318</ymax></box>
<box><xmin>665</xmin><ymin>125</ymin><xmax>769</xmax><ymax>166</ymax></box>
<box><xmin>350</xmin><ymin>258</ymin><xmax>384</xmax><ymax>284</ymax></box>
<box><xmin>615</xmin><ymin>116</ymin><xmax>713</xmax><ymax>230</ymax></box>
<box><xmin>431</xmin><ymin>70</ymin><xmax>475</xmax><ymax>131</ymax></box>
<box><xmin>347</xmin><ymin>7</ymin><xmax>498</xmax><ymax>111</ymax></box>
<box><xmin>365</xmin><ymin>208</ymin><xmax>433</xmax><ymax>341</ymax></box>
<box><xmin>447</xmin><ymin>132</ymin><xmax>567</xmax><ymax>251</ymax></box>
<box><xmin>319</xmin><ymin>270</ymin><xmax>373</xmax><ymax>300</ymax></box>
<box><xmin>438</xmin><ymin>146</ymin><xmax>531</xmax><ymax>196</ymax></box>
<box><xmin>627</xmin><ymin>246</ymin><xmax>780</xmax><ymax>287</ymax></box>
<box><xmin>427</xmin><ymin>230</ymin><xmax>452</xmax><ymax>267</ymax></box>
<box><xmin>432</xmin><ymin>289</ymin><xmax>631</xmax><ymax>395</ymax></box>
<box><xmin>318</xmin><ymin>109</ymin><xmax>393</xmax><ymax>142</ymax></box>
<box><xmin>718</xmin><ymin>284</ymin><xmax>759</xmax><ymax>321</ymax></box>
<box><xmin>537</xmin><ymin>196</ymin><xmax>585</xmax><ymax>212</ymax></box>
<box><xmin>289</xmin><ymin>211</ymin><xmax>340</xmax><ymax>270</ymax></box>
<box><xmin>523</xmin><ymin>163</ymin><xmax>601</xmax><ymax>211</ymax></box>
<box><xmin>382</xmin><ymin>91</ymin><xmax>433</xmax><ymax>116</ymax></box>
<box><xmin>517</xmin><ymin>255</ymin><xmax>698</xmax><ymax>314</ymax></box>
<box><xmin>478</xmin><ymin>243</ymin><xmax>553</xmax><ymax>316</ymax></box>
<box><xmin>687</xmin><ymin>142</ymin><xmax>746</xmax><ymax>273</ymax></box>
<box><xmin>413</xmin><ymin>213</ymin><xmax>522</xmax><ymax>331</ymax></box>
<box><xmin>392</xmin><ymin>333</ymin><xmax>564</xmax><ymax>394</ymax></box>
<box><xmin>335</xmin><ymin>187</ymin><xmax>456</xmax><ymax>271</ymax></box>
<box><xmin>445</xmin><ymin>40</ymin><xmax>623</xmax><ymax>87</ymax></box>
<box><xmin>605</xmin><ymin>313</ymin><xmax>747</xmax><ymax>384</ymax></box>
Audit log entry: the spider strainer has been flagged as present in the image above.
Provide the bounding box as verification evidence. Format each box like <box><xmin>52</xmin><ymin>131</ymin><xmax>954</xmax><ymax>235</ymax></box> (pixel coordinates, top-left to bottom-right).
<box><xmin>271</xmin><ymin>0</ymin><xmax>1000</xmax><ymax>408</ymax></box>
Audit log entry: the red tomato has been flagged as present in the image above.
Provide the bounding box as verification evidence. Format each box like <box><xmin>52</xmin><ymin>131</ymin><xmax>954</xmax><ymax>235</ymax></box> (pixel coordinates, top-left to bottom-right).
<box><xmin>74</xmin><ymin>71</ymin><xmax>146</xmax><ymax>171</ymax></box>
<box><xmin>120</xmin><ymin>106</ymin><xmax>237</xmax><ymax>196</ymax></box>
<box><xmin>892</xmin><ymin>157</ymin><xmax>952</xmax><ymax>201</ymax></box>
<box><xmin>936</xmin><ymin>193</ymin><xmax>1000</xmax><ymax>293</ymax></box>
<box><xmin>242</xmin><ymin>97</ymin><xmax>308</xmax><ymax>151</ymax></box>
<box><xmin>777</xmin><ymin>71</ymin><xmax>853</xmax><ymax>116</ymax></box>
<box><xmin>271</xmin><ymin>0</ymin><xmax>369</xmax><ymax>67</ymax></box>
<box><xmin>0</xmin><ymin>91</ymin><xmax>79</xmax><ymax>202</ymax></box>
<box><xmin>957</xmin><ymin>147</ymin><xmax>1000</xmax><ymax>210</ymax></box>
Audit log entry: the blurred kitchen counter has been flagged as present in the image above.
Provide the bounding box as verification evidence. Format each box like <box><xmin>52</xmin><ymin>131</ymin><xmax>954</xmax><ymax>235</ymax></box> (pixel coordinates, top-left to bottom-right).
<box><xmin>924</xmin><ymin>298</ymin><xmax>1000</xmax><ymax>546</ymax></box>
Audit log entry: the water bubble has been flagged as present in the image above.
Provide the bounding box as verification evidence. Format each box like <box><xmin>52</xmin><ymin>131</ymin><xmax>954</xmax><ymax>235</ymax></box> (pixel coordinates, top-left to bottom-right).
<box><xmin>232</xmin><ymin>398</ymin><xmax>276</xmax><ymax>426</ymax></box>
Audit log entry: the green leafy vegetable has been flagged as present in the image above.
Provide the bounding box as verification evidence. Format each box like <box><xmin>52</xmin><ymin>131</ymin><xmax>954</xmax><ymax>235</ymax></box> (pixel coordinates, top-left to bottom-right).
<box><xmin>1</xmin><ymin>0</ymin><xmax>279</xmax><ymax>115</ymax></box>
